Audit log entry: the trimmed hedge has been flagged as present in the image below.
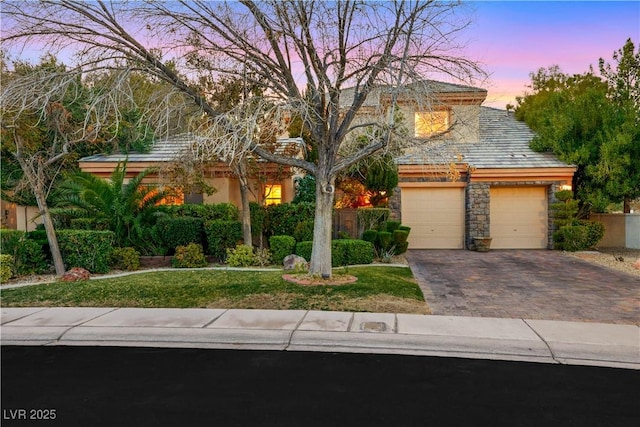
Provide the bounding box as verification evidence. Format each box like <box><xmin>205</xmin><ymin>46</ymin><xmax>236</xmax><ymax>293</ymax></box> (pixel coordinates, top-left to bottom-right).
<box><xmin>265</xmin><ymin>202</ymin><xmax>315</xmax><ymax>237</ymax></box>
<box><xmin>357</xmin><ymin>208</ymin><xmax>390</xmax><ymax>231</ymax></box>
<box><xmin>155</xmin><ymin>217</ymin><xmax>204</xmax><ymax>252</ymax></box>
<box><xmin>163</xmin><ymin>203</ymin><xmax>238</xmax><ymax>221</ymax></box>
<box><xmin>0</xmin><ymin>229</ymin><xmax>49</xmax><ymax>275</ymax></box>
<box><xmin>294</xmin><ymin>241</ymin><xmax>313</xmax><ymax>263</ymax></box>
<box><xmin>294</xmin><ymin>239</ymin><xmax>374</xmax><ymax>267</ymax></box>
<box><xmin>57</xmin><ymin>230</ymin><xmax>115</xmax><ymax>273</ymax></box>
<box><xmin>333</xmin><ymin>239</ymin><xmax>374</xmax><ymax>266</ymax></box>
<box><xmin>69</xmin><ymin>218</ymin><xmax>110</xmax><ymax>230</ymax></box>
<box><xmin>205</xmin><ymin>220</ymin><xmax>243</xmax><ymax>260</ymax></box>
<box><xmin>554</xmin><ymin>220</ymin><xmax>605</xmax><ymax>252</ymax></box>
<box><xmin>269</xmin><ymin>235</ymin><xmax>296</xmax><ymax>264</ymax></box>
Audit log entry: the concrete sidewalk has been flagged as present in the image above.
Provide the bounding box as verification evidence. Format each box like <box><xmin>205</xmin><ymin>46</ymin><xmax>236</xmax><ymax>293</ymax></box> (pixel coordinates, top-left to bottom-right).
<box><xmin>2</xmin><ymin>307</ymin><xmax>638</xmax><ymax>370</ymax></box>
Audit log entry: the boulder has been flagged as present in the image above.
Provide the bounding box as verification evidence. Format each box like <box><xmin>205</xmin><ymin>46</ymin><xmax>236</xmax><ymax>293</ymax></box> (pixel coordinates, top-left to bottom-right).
<box><xmin>283</xmin><ymin>254</ymin><xmax>308</xmax><ymax>271</ymax></box>
<box><xmin>60</xmin><ymin>267</ymin><xmax>91</xmax><ymax>282</ymax></box>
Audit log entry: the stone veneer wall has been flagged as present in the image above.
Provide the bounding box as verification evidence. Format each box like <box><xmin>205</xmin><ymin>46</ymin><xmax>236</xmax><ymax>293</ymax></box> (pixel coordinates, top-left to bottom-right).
<box><xmin>388</xmin><ymin>187</ymin><xmax>402</xmax><ymax>221</ymax></box>
<box><xmin>465</xmin><ymin>183</ymin><xmax>490</xmax><ymax>249</ymax></box>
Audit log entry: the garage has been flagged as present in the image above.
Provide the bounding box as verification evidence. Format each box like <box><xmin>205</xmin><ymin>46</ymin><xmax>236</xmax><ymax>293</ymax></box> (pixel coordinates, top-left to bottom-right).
<box><xmin>490</xmin><ymin>186</ymin><xmax>548</xmax><ymax>249</ymax></box>
<box><xmin>401</xmin><ymin>186</ymin><xmax>465</xmax><ymax>249</ymax></box>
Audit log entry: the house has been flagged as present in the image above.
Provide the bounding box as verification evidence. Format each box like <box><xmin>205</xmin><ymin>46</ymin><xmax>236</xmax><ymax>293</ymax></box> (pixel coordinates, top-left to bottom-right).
<box><xmin>78</xmin><ymin>134</ymin><xmax>306</xmax><ymax>207</ymax></box>
<box><xmin>373</xmin><ymin>81</ymin><xmax>576</xmax><ymax>250</ymax></box>
<box><xmin>77</xmin><ymin>80</ymin><xmax>575</xmax><ymax>250</ymax></box>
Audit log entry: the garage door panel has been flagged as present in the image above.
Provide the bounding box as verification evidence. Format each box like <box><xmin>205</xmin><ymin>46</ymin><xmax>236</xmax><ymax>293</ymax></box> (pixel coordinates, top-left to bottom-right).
<box><xmin>490</xmin><ymin>187</ymin><xmax>547</xmax><ymax>249</ymax></box>
<box><xmin>401</xmin><ymin>187</ymin><xmax>464</xmax><ymax>249</ymax></box>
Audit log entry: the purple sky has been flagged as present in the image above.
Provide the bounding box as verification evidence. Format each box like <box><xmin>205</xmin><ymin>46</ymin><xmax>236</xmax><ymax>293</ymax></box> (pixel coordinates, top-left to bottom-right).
<box><xmin>467</xmin><ymin>1</ymin><xmax>640</xmax><ymax>108</ymax></box>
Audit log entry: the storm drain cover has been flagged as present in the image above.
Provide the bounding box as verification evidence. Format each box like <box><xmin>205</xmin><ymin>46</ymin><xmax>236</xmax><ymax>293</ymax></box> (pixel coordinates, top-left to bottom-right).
<box><xmin>360</xmin><ymin>321</ymin><xmax>387</xmax><ymax>332</ymax></box>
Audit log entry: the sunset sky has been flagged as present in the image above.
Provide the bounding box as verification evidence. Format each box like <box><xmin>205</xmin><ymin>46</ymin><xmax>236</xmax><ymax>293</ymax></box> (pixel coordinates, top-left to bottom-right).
<box><xmin>468</xmin><ymin>1</ymin><xmax>640</xmax><ymax>108</ymax></box>
<box><xmin>2</xmin><ymin>1</ymin><xmax>638</xmax><ymax>110</ymax></box>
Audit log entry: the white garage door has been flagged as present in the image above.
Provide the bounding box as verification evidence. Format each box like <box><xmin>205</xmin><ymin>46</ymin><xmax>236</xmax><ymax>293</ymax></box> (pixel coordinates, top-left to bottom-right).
<box><xmin>401</xmin><ymin>187</ymin><xmax>465</xmax><ymax>249</ymax></box>
<box><xmin>490</xmin><ymin>186</ymin><xmax>548</xmax><ymax>249</ymax></box>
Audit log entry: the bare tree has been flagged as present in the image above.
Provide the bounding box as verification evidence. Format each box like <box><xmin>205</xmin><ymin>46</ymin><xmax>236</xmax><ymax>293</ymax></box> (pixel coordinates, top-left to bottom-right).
<box><xmin>0</xmin><ymin>68</ymin><xmax>98</xmax><ymax>276</ymax></box>
<box><xmin>2</xmin><ymin>0</ymin><xmax>484</xmax><ymax>277</ymax></box>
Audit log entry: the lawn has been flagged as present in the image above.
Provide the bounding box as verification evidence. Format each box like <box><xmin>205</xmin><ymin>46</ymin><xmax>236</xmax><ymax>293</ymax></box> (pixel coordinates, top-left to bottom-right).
<box><xmin>0</xmin><ymin>266</ymin><xmax>430</xmax><ymax>314</ymax></box>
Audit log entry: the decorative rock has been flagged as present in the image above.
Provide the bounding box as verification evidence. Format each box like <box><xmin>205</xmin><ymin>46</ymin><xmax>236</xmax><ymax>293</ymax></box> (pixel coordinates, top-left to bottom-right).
<box><xmin>283</xmin><ymin>254</ymin><xmax>308</xmax><ymax>271</ymax></box>
<box><xmin>60</xmin><ymin>267</ymin><xmax>91</xmax><ymax>282</ymax></box>
<box><xmin>633</xmin><ymin>258</ymin><xmax>640</xmax><ymax>270</ymax></box>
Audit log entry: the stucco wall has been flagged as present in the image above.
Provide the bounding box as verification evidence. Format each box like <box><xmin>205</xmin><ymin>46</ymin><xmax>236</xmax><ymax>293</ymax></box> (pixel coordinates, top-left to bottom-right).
<box><xmin>590</xmin><ymin>213</ymin><xmax>640</xmax><ymax>249</ymax></box>
<box><xmin>590</xmin><ymin>214</ymin><xmax>626</xmax><ymax>247</ymax></box>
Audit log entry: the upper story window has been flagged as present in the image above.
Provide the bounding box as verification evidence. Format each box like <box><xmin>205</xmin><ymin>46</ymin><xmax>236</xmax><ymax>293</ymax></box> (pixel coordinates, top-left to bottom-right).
<box><xmin>414</xmin><ymin>110</ymin><xmax>450</xmax><ymax>138</ymax></box>
<box><xmin>264</xmin><ymin>184</ymin><xmax>282</xmax><ymax>205</ymax></box>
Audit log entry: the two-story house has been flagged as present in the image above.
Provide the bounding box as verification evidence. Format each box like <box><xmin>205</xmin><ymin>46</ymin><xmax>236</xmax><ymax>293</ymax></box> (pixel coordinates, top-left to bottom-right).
<box><xmin>77</xmin><ymin>80</ymin><xmax>575</xmax><ymax>250</ymax></box>
<box><xmin>365</xmin><ymin>81</ymin><xmax>575</xmax><ymax>250</ymax></box>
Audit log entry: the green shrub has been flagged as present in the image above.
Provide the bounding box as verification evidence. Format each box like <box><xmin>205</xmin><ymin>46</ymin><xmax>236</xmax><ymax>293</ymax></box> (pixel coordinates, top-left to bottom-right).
<box><xmin>398</xmin><ymin>225</ymin><xmax>411</xmax><ymax>234</ymax></box>
<box><xmin>264</xmin><ymin>202</ymin><xmax>315</xmax><ymax>237</ymax></box>
<box><xmin>0</xmin><ymin>229</ymin><xmax>49</xmax><ymax>275</ymax></box>
<box><xmin>333</xmin><ymin>239</ymin><xmax>374</xmax><ymax>265</ymax></box>
<box><xmin>164</xmin><ymin>203</ymin><xmax>238</xmax><ymax>221</ymax></box>
<box><xmin>254</xmin><ymin>248</ymin><xmax>273</xmax><ymax>267</ymax></box>
<box><xmin>357</xmin><ymin>208</ymin><xmax>390</xmax><ymax>231</ymax></box>
<box><xmin>393</xmin><ymin>229</ymin><xmax>410</xmax><ymax>254</ymax></box>
<box><xmin>555</xmin><ymin>225</ymin><xmax>589</xmax><ymax>252</ymax></box>
<box><xmin>336</xmin><ymin>231</ymin><xmax>351</xmax><ymax>240</ymax></box>
<box><xmin>386</xmin><ymin>220</ymin><xmax>401</xmax><ymax>233</ymax></box>
<box><xmin>172</xmin><ymin>243</ymin><xmax>208</xmax><ymax>268</ymax></box>
<box><xmin>155</xmin><ymin>217</ymin><xmax>204</xmax><ymax>252</ymax></box>
<box><xmin>295</xmin><ymin>241</ymin><xmax>313</xmax><ymax>262</ymax></box>
<box><xmin>69</xmin><ymin>218</ymin><xmax>110</xmax><ymax>230</ymax></box>
<box><xmin>57</xmin><ymin>230</ymin><xmax>115</xmax><ymax>273</ymax></box>
<box><xmin>362</xmin><ymin>229</ymin><xmax>378</xmax><ymax>244</ymax></box>
<box><xmin>0</xmin><ymin>254</ymin><xmax>14</xmax><ymax>282</ymax></box>
<box><xmin>250</xmin><ymin>202</ymin><xmax>266</xmax><ymax>243</ymax></box>
<box><xmin>293</xmin><ymin>220</ymin><xmax>314</xmax><ymax>242</ymax></box>
<box><xmin>377</xmin><ymin>231</ymin><xmax>393</xmax><ymax>251</ymax></box>
<box><xmin>226</xmin><ymin>244</ymin><xmax>259</xmax><ymax>267</ymax></box>
<box><xmin>269</xmin><ymin>235</ymin><xmax>296</xmax><ymax>264</ymax></box>
<box><xmin>26</xmin><ymin>230</ymin><xmax>50</xmax><ymax>260</ymax></box>
<box><xmin>110</xmin><ymin>247</ymin><xmax>141</xmax><ymax>271</ymax></box>
<box><xmin>295</xmin><ymin>240</ymin><xmax>374</xmax><ymax>267</ymax></box>
<box><xmin>580</xmin><ymin>220</ymin><xmax>605</xmax><ymax>249</ymax></box>
<box><xmin>205</xmin><ymin>220</ymin><xmax>243</xmax><ymax>260</ymax></box>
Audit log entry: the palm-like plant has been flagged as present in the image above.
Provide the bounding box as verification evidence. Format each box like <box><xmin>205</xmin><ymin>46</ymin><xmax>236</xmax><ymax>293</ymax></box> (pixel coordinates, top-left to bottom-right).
<box><xmin>53</xmin><ymin>162</ymin><xmax>173</xmax><ymax>250</ymax></box>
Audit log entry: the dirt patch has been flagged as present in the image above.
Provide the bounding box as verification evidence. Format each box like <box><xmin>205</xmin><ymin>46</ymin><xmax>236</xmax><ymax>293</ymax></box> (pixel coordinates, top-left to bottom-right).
<box><xmin>204</xmin><ymin>293</ymin><xmax>430</xmax><ymax>314</ymax></box>
<box><xmin>282</xmin><ymin>274</ymin><xmax>358</xmax><ymax>286</ymax></box>
<box><xmin>567</xmin><ymin>248</ymin><xmax>640</xmax><ymax>277</ymax></box>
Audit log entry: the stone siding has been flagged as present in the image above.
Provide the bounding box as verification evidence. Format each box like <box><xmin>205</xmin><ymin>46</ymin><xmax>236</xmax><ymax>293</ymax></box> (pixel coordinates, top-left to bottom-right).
<box><xmin>465</xmin><ymin>183</ymin><xmax>490</xmax><ymax>249</ymax></box>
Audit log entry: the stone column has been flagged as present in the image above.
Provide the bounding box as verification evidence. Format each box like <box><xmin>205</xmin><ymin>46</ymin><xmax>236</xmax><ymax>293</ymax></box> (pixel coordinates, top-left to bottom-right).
<box><xmin>466</xmin><ymin>183</ymin><xmax>490</xmax><ymax>249</ymax></box>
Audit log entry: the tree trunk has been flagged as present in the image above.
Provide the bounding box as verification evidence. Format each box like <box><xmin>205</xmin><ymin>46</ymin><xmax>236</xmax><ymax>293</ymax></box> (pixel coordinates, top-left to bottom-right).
<box><xmin>623</xmin><ymin>197</ymin><xmax>631</xmax><ymax>214</ymax></box>
<box><xmin>309</xmin><ymin>177</ymin><xmax>335</xmax><ymax>278</ymax></box>
<box><xmin>237</xmin><ymin>162</ymin><xmax>253</xmax><ymax>247</ymax></box>
<box><xmin>33</xmin><ymin>185</ymin><xmax>66</xmax><ymax>277</ymax></box>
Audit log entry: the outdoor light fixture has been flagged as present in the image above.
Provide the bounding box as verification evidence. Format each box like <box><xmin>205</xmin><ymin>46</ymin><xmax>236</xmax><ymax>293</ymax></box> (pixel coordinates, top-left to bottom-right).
<box><xmin>560</xmin><ymin>184</ymin><xmax>572</xmax><ymax>191</ymax></box>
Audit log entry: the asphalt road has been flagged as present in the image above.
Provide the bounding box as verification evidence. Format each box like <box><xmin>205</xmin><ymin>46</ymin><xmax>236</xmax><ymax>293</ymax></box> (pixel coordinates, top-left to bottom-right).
<box><xmin>2</xmin><ymin>346</ymin><xmax>638</xmax><ymax>427</ymax></box>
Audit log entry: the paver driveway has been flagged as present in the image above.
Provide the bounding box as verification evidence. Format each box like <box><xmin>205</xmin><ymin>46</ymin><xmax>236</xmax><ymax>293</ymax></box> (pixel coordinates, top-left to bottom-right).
<box><xmin>406</xmin><ymin>250</ymin><xmax>640</xmax><ymax>325</ymax></box>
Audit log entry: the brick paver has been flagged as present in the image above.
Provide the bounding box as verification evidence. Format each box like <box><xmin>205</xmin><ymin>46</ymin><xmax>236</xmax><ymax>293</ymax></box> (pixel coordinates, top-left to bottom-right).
<box><xmin>406</xmin><ymin>250</ymin><xmax>640</xmax><ymax>325</ymax></box>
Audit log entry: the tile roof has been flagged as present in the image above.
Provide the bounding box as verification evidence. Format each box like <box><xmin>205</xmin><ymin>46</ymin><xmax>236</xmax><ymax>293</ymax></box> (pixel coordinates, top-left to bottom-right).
<box><xmin>395</xmin><ymin>107</ymin><xmax>572</xmax><ymax>169</ymax></box>
<box><xmin>79</xmin><ymin>134</ymin><xmax>304</xmax><ymax>163</ymax></box>
<box><xmin>340</xmin><ymin>80</ymin><xmax>487</xmax><ymax>108</ymax></box>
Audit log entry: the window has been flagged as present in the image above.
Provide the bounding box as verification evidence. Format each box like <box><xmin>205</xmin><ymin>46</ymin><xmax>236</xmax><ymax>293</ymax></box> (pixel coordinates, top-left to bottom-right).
<box><xmin>414</xmin><ymin>110</ymin><xmax>450</xmax><ymax>138</ymax></box>
<box><xmin>264</xmin><ymin>184</ymin><xmax>282</xmax><ymax>205</ymax></box>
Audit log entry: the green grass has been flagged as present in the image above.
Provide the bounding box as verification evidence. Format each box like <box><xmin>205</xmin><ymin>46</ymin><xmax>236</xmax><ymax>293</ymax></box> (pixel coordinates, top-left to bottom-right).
<box><xmin>0</xmin><ymin>267</ymin><xmax>430</xmax><ymax>314</ymax></box>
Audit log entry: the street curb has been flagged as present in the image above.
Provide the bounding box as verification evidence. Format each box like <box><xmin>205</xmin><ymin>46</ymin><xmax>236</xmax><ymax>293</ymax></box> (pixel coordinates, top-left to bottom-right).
<box><xmin>2</xmin><ymin>308</ymin><xmax>638</xmax><ymax>370</ymax></box>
